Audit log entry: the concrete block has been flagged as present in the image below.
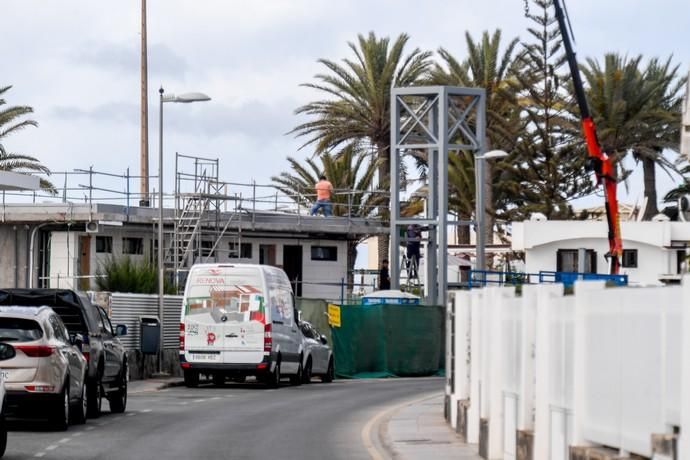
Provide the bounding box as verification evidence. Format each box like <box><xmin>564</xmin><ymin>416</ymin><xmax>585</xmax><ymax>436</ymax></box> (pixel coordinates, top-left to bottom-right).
<box><xmin>444</xmin><ymin>394</ymin><xmax>450</xmax><ymax>421</ymax></box>
<box><xmin>569</xmin><ymin>446</ymin><xmax>643</xmax><ymax>460</ymax></box>
<box><xmin>516</xmin><ymin>429</ymin><xmax>534</xmax><ymax>460</ymax></box>
<box><xmin>651</xmin><ymin>433</ymin><xmax>677</xmax><ymax>460</ymax></box>
<box><xmin>456</xmin><ymin>399</ymin><xmax>469</xmax><ymax>442</ymax></box>
<box><xmin>479</xmin><ymin>417</ymin><xmax>489</xmax><ymax>459</ymax></box>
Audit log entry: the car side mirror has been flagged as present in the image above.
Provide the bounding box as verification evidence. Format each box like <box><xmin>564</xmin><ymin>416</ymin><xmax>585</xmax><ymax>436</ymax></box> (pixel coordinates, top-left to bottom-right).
<box><xmin>70</xmin><ymin>334</ymin><xmax>84</xmax><ymax>350</ymax></box>
<box><xmin>0</xmin><ymin>343</ymin><xmax>16</xmax><ymax>361</ymax></box>
<box><xmin>115</xmin><ymin>324</ymin><xmax>128</xmax><ymax>336</ymax></box>
<box><xmin>320</xmin><ymin>335</ymin><xmax>328</xmax><ymax>345</ymax></box>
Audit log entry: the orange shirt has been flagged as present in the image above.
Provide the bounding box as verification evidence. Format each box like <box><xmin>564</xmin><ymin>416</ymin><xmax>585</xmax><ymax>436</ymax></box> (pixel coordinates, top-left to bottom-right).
<box><xmin>315</xmin><ymin>180</ymin><xmax>333</xmax><ymax>200</ymax></box>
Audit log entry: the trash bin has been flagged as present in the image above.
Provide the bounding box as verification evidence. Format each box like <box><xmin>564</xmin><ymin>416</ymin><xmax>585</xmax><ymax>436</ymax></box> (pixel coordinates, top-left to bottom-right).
<box><xmin>140</xmin><ymin>316</ymin><xmax>160</xmax><ymax>354</ymax></box>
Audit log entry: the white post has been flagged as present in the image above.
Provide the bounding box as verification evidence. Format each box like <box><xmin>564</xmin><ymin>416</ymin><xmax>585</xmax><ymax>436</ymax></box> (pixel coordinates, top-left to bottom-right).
<box><xmin>533</xmin><ymin>284</ymin><xmax>565</xmax><ymax>459</ymax></box>
<box><xmin>451</xmin><ymin>291</ymin><xmax>471</xmax><ymax>430</ymax></box>
<box><xmin>571</xmin><ymin>281</ymin><xmax>606</xmax><ymax>448</ymax></box>
<box><xmin>517</xmin><ymin>285</ymin><xmax>539</xmax><ymax>431</ymax></box>
<box><xmin>488</xmin><ymin>287</ymin><xmax>513</xmax><ymax>459</ymax></box>
<box><xmin>680</xmin><ymin>276</ymin><xmax>690</xmax><ymax>457</ymax></box>
<box><xmin>467</xmin><ymin>288</ymin><xmax>483</xmax><ymax>443</ymax></box>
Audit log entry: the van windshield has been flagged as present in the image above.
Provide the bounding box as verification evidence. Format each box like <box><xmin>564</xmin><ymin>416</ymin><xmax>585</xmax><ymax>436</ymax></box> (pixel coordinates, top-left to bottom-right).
<box><xmin>185</xmin><ymin>267</ymin><xmax>266</xmax><ymax>324</ymax></box>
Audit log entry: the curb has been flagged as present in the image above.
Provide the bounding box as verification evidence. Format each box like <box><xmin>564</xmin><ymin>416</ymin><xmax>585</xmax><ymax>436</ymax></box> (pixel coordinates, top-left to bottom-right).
<box><xmin>362</xmin><ymin>391</ymin><xmax>443</xmax><ymax>460</ymax></box>
<box><xmin>129</xmin><ymin>378</ymin><xmax>185</xmax><ymax>394</ymax></box>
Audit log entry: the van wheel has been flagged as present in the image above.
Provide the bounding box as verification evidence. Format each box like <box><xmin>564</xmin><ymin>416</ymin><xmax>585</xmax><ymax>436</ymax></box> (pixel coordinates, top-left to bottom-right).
<box><xmin>322</xmin><ymin>358</ymin><xmax>334</xmax><ymax>383</ymax></box>
<box><xmin>212</xmin><ymin>373</ymin><xmax>225</xmax><ymax>387</ymax></box>
<box><xmin>302</xmin><ymin>358</ymin><xmax>312</xmax><ymax>384</ymax></box>
<box><xmin>290</xmin><ymin>358</ymin><xmax>303</xmax><ymax>386</ymax></box>
<box><xmin>184</xmin><ymin>370</ymin><xmax>199</xmax><ymax>388</ymax></box>
<box><xmin>267</xmin><ymin>360</ymin><xmax>281</xmax><ymax>389</ymax></box>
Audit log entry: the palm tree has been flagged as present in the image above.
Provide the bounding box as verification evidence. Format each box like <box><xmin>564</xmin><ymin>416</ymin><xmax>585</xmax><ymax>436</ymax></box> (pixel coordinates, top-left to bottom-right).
<box><xmin>427</xmin><ymin>29</ymin><xmax>521</xmax><ymax>244</ymax></box>
<box><xmin>581</xmin><ymin>54</ymin><xmax>685</xmax><ymax>219</ymax></box>
<box><xmin>290</xmin><ymin>32</ymin><xmax>432</xmax><ymax>267</ymax></box>
<box><xmin>272</xmin><ymin>145</ymin><xmax>385</xmax><ymax>287</ymax></box>
<box><xmin>0</xmin><ymin>85</ymin><xmax>54</xmax><ymax>191</ymax></box>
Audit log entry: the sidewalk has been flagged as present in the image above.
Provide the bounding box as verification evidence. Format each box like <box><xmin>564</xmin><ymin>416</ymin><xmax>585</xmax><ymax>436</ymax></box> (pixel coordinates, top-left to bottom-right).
<box><xmin>128</xmin><ymin>377</ymin><xmax>184</xmax><ymax>394</ymax></box>
<box><xmin>381</xmin><ymin>393</ymin><xmax>481</xmax><ymax>460</ymax></box>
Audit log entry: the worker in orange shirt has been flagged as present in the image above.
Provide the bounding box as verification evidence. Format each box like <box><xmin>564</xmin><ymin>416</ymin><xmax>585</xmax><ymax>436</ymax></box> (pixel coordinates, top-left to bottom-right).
<box><xmin>311</xmin><ymin>175</ymin><xmax>334</xmax><ymax>217</ymax></box>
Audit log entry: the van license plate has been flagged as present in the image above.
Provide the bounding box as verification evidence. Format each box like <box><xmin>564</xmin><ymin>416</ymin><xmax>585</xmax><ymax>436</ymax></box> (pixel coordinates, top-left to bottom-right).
<box><xmin>189</xmin><ymin>353</ymin><xmax>219</xmax><ymax>362</ymax></box>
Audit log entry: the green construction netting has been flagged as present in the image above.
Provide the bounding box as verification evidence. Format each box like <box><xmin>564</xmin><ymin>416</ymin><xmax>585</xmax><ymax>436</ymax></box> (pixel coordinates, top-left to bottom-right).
<box><xmin>330</xmin><ymin>303</ymin><xmax>445</xmax><ymax>379</ymax></box>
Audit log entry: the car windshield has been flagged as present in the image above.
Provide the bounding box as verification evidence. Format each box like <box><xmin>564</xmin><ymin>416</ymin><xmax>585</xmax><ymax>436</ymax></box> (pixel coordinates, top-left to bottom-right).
<box><xmin>0</xmin><ymin>317</ymin><xmax>43</xmax><ymax>342</ymax></box>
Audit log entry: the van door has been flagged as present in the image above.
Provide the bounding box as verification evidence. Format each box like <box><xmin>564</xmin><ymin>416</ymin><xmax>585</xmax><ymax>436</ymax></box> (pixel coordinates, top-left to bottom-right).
<box><xmin>264</xmin><ymin>268</ymin><xmax>300</xmax><ymax>373</ymax></box>
<box><xmin>183</xmin><ymin>266</ymin><xmax>266</xmax><ymax>366</ymax></box>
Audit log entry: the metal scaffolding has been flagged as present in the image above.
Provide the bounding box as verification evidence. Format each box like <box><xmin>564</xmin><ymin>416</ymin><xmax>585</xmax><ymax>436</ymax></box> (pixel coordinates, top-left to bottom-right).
<box><xmin>390</xmin><ymin>86</ymin><xmax>486</xmax><ymax>307</ymax></box>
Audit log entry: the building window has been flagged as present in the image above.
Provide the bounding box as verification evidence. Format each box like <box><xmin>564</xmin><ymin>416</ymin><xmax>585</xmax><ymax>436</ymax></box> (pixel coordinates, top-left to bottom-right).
<box><xmin>311</xmin><ymin>246</ymin><xmax>337</xmax><ymax>261</ymax></box>
<box><xmin>556</xmin><ymin>249</ymin><xmax>597</xmax><ymax>273</ymax></box>
<box><xmin>96</xmin><ymin>236</ymin><xmax>112</xmax><ymax>254</ymax></box>
<box><xmin>622</xmin><ymin>249</ymin><xmax>638</xmax><ymax>268</ymax></box>
<box><xmin>200</xmin><ymin>240</ymin><xmax>214</xmax><ymax>258</ymax></box>
<box><xmin>122</xmin><ymin>237</ymin><xmax>144</xmax><ymax>255</ymax></box>
<box><xmin>229</xmin><ymin>242</ymin><xmax>252</xmax><ymax>259</ymax></box>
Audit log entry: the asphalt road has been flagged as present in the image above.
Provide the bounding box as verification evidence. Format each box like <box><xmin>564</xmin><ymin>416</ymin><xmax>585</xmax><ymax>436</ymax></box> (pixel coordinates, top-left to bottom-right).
<box><xmin>5</xmin><ymin>376</ymin><xmax>443</xmax><ymax>460</ymax></box>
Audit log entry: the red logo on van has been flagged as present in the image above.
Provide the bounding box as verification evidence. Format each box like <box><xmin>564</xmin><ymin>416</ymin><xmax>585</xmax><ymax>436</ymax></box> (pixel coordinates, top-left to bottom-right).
<box><xmin>207</xmin><ymin>332</ymin><xmax>217</xmax><ymax>346</ymax></box>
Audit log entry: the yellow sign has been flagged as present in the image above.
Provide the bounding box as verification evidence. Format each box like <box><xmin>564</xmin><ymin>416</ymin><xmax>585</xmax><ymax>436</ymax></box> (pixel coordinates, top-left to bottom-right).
<box><xmin>327</xmin><ymin>304</ymin><xmax>341</xmax><ymax>328</ymax></box>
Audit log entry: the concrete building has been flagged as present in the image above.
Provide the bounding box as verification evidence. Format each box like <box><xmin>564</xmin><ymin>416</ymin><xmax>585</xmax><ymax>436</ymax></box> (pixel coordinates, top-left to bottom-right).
<box><xmin>511</xmin><ymin>220</ymin><xmax>690</xmax><ymax>285</ymax></box>
<box><xmin>0</xmin><ymin>202</ymin><xmax>385</xmax><ymax>300</ymax></box>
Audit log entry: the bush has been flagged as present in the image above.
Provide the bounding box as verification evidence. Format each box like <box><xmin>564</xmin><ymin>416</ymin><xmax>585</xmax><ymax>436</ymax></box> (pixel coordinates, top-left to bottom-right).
<box><xmin>95</xmin><ymin>256</ymin><xmax>174</xmax><ymax>294</ymax></box>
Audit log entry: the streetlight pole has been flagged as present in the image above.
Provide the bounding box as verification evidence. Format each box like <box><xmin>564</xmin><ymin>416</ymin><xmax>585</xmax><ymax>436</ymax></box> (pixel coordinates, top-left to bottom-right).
<box><xmin>157</xmin><ymin>87</ymin><xmax>211</xmax><ymax>373</ymax></box>
<box><xmin>474</xmin><ymin>150</ymin><xmax>508</xmax><ymax>279</ymax></box>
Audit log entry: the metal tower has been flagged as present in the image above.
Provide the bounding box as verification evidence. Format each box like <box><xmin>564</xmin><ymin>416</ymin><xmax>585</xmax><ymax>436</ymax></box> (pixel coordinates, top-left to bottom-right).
<box><xmin>390</xmin><ymin>86</ymin><xmax>486</xmax><ymax>307</ymax></box>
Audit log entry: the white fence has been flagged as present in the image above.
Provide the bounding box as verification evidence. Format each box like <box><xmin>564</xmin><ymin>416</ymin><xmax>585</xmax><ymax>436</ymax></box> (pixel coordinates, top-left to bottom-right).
<box><xmin>447</xmin><ymin>278</ymin><xmax>690</xmax><ymax>459</ymax></box>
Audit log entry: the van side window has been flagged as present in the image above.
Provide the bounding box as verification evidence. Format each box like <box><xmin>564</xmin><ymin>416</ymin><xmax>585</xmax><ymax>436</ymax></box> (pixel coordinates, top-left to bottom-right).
<box><xmin>270</xmin><ymin>287</ymin><xmax>294</xmax><ymax>327</ymax></box>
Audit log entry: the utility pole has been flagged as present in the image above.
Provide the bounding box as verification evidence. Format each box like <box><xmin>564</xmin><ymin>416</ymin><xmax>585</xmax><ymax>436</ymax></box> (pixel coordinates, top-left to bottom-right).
<box><xmin>139</xmin><ymin>0</ymin><xmax>150</xmax><ymax>206</ymax></box>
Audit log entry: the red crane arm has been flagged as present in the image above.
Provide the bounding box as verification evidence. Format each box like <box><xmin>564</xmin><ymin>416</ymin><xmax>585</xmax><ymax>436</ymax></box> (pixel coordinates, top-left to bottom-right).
<box><xmin>553</xmin><ymin>0</ymin><xmax>623</xmax><ymax>274</ymax></box>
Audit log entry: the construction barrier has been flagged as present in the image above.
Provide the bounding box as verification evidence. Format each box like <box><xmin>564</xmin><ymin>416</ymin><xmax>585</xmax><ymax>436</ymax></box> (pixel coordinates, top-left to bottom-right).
<box><xmin>331</xmin><ymin>303</ymin><xmax>444</xmax><ymax>378</ymax></box>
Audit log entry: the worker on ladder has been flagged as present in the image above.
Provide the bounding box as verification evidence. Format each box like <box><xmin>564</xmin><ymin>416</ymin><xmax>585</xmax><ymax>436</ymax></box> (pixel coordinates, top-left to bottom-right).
<box><xmin>406</xmin><ymin>224</ymin><xmax>423</xmax><ymax>279</ymax></box>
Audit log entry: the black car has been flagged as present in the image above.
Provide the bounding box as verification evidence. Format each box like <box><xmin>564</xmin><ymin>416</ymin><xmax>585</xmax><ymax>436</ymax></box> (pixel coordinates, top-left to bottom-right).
<box><xmin>0</xmin><ymin>289</ymin><xmax>128</xmax><ymax>417</ymax></box>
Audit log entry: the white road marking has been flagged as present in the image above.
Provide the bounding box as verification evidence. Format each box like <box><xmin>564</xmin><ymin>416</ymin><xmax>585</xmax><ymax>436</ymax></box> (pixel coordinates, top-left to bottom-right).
<box><xmin>86</xmin><ymin>426</ymin><xmax>96</xmax><ymax>431</ymax></box>
<box><xmin>141</xmin><ymin>409</ymin><xmax>152</xmax><ymax>413</ymax></box>
<box><xmin>45</xmin><ymin>445</ymin><xmax>58</xmax><ymax>451</ymax></box>
<box><xmin>193</xmin><ymin>399</ymin><xmax>206</xmax><ymax>403</ymax></box>
<box><xmin>73</xmin><ymin>432</ymin><xmax>84</xmax><ymax>437</ymax></box>
<box><xmin>34</xmin><ymin>453</ymin><xmax>46</xmax><ymax>458</ymax></box>
<box><xmin>223</xmin><ymin>395</ymin><xmax>234</xmax><ymax>398</ymax></box>
<box><xmin>59</xmin><ymin>437</ymin><xmax>71</xmax><ymax>443</ymax></box>
<box><xmin>210</xmin><ymin>397</ymin><xmax>221</xmax><ymax>400</ymax></box>
<box><xmin>126</xmin><ymin>413</ymin><xmax>136</xmax><ymax>417</ymax></box>
<box><xmin>179</xmin><ymin>401</ymin><xmax>189</xmax><ymax>405</ymax></box>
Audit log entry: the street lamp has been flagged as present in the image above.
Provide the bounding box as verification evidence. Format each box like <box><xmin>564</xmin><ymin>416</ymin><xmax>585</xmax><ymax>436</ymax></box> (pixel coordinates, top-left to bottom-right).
<box><xmin>474</xmin><ymin>149</ymin><xmax>509</xmax><ymax>276</ymax></box>
<box><xmin>158</xmin><ymin>87</ymin><xmax>210</xmax><ymax>372</ymax></box>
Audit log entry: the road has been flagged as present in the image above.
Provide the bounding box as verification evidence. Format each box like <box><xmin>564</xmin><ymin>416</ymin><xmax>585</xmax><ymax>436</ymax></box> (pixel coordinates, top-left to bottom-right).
<box><xmin>5</xmin><ymin>377</ymin><xmax>443</xmax><ymax>460</ymax></box>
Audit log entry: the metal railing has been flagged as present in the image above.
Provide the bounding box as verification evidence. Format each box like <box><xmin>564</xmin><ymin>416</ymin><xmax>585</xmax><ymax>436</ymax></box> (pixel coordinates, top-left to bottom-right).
<box><xmin>468</xmin><ymin>269</ymin><xmax>628</xmax><ymax>288</ymax></box>
<box><xmin>0</xmin><ymin>167</ymin><xmax>389</xmax><ymax>223</ymax></box>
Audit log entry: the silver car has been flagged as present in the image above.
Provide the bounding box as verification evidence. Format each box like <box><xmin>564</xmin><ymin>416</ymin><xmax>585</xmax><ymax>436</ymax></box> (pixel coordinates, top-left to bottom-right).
<box><xmin>298</xmin><ymin>321</ymin><xmax>334</xmax><ymax>383</ymax></box>
<box><xmin>0</xmin><ymin>306</ymin><xmax>87</xmax><ymax>430</ymax></box>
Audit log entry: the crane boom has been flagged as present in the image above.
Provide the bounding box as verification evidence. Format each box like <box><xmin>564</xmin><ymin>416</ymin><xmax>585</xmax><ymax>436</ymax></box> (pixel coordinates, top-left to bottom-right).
<box><xmin>553</xmin><ymin>0</ymin><xmax>623</xmax><ymax>274</ymax></box>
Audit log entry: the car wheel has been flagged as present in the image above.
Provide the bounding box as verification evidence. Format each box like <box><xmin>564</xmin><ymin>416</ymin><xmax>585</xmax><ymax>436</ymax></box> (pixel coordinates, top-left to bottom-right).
<box><xmin>50</xmin><ymin>381</ymin><xmax>70</xmax><ymax>431</ymax></box>
<box><xmin>322</xmin><ymin>358</ymin><xmax>334</xmax><ymax>383</ymax></box>
<box><xmin>87</xmin><ymin>375</ymin><xmax>103</xmax><ymax>418</ymax></box>
<box><xmin>183</xmin><ymin>369</ymin><xmax>199</xmax><ymax>388</ymax></box>
<box><xmin>267</xmin><ymin>360</ymin><xmax>281</xmax><ymax>389</ymax></box>
<box><xmin>71</xmin><ymin>382</ymin><xmax>87</xmax><ymax>424</ymax></box>
<box><xmin>212</xmin><ymin>373</ymin><xmax>225</xmax><ymax>387</ymax></box>
<box><xmin>302</xmin><ymin>358</ymin><xmax>312</xmax><ymax>384</ymax></box>
<box><xmin>0</xmin><ymin>416</ymin><xmax>7</xmax><ymax>457</ymax></box>
<box><xmin>109</xmin><ymin>361</ymin><xmax>128</xmax><ymax>414</ymax></box>
<box><xmin>290</xmin><ymin>357</ymin><xmax>303</xmax><ymax>386</ymax></box>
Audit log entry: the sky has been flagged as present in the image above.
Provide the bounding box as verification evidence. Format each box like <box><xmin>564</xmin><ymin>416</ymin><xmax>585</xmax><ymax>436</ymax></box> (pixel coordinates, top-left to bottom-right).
<box><xmin>1</xmin><ymin>0</ymin><xmax>689</xmax><ymax>208</ymax></box>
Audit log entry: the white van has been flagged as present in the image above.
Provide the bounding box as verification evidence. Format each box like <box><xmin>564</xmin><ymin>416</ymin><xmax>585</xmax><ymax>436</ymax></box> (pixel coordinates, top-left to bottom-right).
<box><xmin>179</xmin><ymin>264</ymin><xmax>304</xmax><ymax>388</ymax></box>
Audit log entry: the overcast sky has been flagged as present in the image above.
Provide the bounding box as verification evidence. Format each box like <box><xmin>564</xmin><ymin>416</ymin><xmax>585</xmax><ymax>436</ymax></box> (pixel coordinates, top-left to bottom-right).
<box><xmin>1</xmin><ymin>0</ymin><xmax>688</xmax><ymax>207</ymax></box>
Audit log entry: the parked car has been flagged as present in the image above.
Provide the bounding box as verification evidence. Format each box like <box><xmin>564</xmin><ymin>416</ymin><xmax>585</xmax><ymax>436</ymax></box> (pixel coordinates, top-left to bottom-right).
<box><xmin>298</xmin><ymin>321</ymin><xmax>334</xmax><ymax>383</ymax></box>
<box><xmin>180</xmin><ymin>264</ymin><xmax>304</xmax><ymax>388</ymax></box>
<box><xmin>0</xmin><ymin>306</ymin><xmax>87</xmax><ymax>430</ymax></box>
<box><xmin>0</xmin><ymin>289</ymin><xmax>128</xmax><ymax>417</ymax></box>
<box><xmin>0</xmin><ymin>342</ymin><xmax>17</xmax><ymax>457</ymax></box>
